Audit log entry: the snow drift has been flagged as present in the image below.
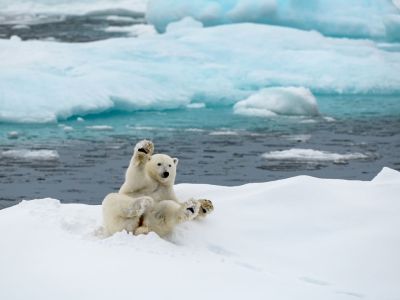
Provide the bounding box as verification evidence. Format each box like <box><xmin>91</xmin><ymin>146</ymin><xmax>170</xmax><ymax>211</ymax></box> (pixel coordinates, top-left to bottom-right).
<box><xmin>1</xmin><ymin>21</ymin><xmax>400</xmax><ymax>123</ymax></box>
<box><xmin>0</xmin><ymin>168</ymin><xmax>399</xmax><ymax>299</ymax></box>
<box><xmin>147</xmin><ymin>0</ymin><xmax>400</xmax><ymax>41</ymax></box>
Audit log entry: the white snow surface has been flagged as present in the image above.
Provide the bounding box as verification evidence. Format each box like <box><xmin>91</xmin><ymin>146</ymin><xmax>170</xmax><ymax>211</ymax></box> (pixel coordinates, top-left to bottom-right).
<box><xmin>262</xmin><ymin>149</ymin><xmax>369</xmax><ymax>162</ymax></box>
<box><xmin>233</xmin><ymin>87</ymin><xmax>319</xmax><ymax>117</ymax></box>
<box><xmin>0</xmin><ymin>149</ymin><xmax>59</xmax><ymax>161</ymax></box>
<box><xmin>1</xmin><ymin>21</ymin><xmax>400</xmax><ymax>123</ymax></box>
<box><xmin>147</xmin><ymin>0</ymin><xmax>400</xmax><ymax>41</ymax></box>
<box><xmin>0</xmin><ymin>168</ymin><xmax>399</xmax><ymax>299</ymax></box>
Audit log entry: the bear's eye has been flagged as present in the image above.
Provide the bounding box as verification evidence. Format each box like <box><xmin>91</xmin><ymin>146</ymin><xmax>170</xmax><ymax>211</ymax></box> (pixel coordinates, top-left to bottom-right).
<box><xmin>157</xmin><ymin>163</ymin><xmax>162</xmax><ymax>166</ymax></box>
<box><xmin>168</xmin><ymin>164</ymin><xmax>171</xmax><ymax>167</ymax></box>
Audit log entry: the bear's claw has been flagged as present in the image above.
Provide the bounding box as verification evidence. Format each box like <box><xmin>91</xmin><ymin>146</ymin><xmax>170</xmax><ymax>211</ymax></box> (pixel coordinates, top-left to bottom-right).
<box><xmin>134</xmin><ymin>140</ymin><xmax>154</xmax><ymax>156</ymax></box>
<box><xmin>196</xmin><ymin>199</ymin><xmax>214</xmax><ymax>218</ymax></box>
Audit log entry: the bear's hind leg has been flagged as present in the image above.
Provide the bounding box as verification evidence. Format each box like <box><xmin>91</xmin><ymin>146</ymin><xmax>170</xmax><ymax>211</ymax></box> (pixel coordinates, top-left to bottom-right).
<box><xmin>178</xmin><ymin>199</ymin><xmax>201</xmax><ymax>222</ymax></box>
<box><xmin>122</xmin><ymin>196</ymin><xmax>154</xmax><ymax>218</ymax></box>
<box><xmin>195</xmin><ymin>199</ymin><xmax>214</xmax><ymax>219</ymax></box>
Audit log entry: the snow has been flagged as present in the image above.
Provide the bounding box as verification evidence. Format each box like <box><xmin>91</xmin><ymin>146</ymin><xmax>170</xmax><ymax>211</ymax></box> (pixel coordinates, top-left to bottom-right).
<box><xmin>147</xmin><ymin>0</ymin><xmax>400</xmax><ymax>41</ymax></box>
<box><xmin>0</xmin><ymin>168</ymin><xmax>399</xmax><ymax>299</ymax></box>
<box><xmin>0</xmin><ymin>149</ymin><xmax>59</xmax><ymax>161</ymax></box>
<box><xmin>233</xmin><ymin>87</ymin><xmax>319</xmax><ymax>117</ymax></box>
<box><xmin>1</xmin><ymin>21</ymin><xmax>400</xmax><ymax>123</ymax></box>
<box><xmin>262</xmin><ymin>149</ymin><xmax>368</xmax><ymax>163</ymax></box>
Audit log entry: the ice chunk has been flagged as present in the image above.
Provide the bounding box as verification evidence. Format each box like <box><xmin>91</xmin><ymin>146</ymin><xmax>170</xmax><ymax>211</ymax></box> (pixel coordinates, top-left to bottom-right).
<box><xmin>1</xmin><ymin>149</ymin><xmax>59</xmax><ymax>161</ymax></box>
<box><xmin>262</xmin><ymin>148</ymin><xmax>368</xmax><ymax>162</ymax></box>
<box><xmin>7</xmin><ymin>131</ymin><xmax>20</xmax><ymax>139</ymax></box>
<box><xmin>86</xmin><ymin>125</ymin><xmax>113</xmax><ymax>131</ymax></box>
<box><xmin>233</xmin><ymin>87</ymin><xmax>319</xmax><ymax>117</ymax></box>
<box><xmin>147</xmin><ymin>0</ymin><xmax>400</xmax><ymax>41</ymax></box>
<box><xmin>104</xmin><ymin>24</ymin><xmax>157</xmax><ymax>37</ymax></box>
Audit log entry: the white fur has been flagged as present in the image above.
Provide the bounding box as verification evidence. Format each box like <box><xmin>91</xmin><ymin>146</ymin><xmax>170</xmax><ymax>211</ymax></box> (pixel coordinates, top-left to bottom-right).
<box><xmin>102</xmin><ymin>140</ymin><xmax>195</xmax><ymax>236</ymax></box>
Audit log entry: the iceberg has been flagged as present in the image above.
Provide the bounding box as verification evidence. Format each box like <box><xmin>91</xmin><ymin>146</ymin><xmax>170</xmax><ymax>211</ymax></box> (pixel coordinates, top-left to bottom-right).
<box><xmin>0</xmin><ymin>168</ymin><xmax>400</xmax><ymax>299</ymax></box>
<box><xmin>1</xmin><ymin>21</ymin><xmax>400</xmax><ymax>123</ymax></box>
<box><xmin>233</xmin><ymin>87</ymin><xmax>319</xmax><ymax>117</ymax></box>
<box><xmin>147</xmin><ymin>0</ymin><xmax>400</xmax><ymax>41</ymax></box>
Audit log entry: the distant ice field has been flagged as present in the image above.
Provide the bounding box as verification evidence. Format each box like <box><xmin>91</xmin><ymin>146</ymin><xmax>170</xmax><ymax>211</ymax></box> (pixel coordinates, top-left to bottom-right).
<box><xmin>1</xmin><ymin>21</ymin><xmax>400</xmax><ymax>124</ymax></box>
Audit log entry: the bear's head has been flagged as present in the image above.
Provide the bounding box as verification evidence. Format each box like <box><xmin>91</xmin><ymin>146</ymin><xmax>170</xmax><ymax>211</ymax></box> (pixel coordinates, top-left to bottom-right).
<box><xmin>146</xmin><ymin>153</ymin><xmax>178</xmax><ymax>186</ymax></box>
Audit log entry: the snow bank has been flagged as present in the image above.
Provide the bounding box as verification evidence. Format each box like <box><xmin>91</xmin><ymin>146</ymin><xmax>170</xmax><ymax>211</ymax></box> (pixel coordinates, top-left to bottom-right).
<box><xmin>233</xmin><ymin>87</ymin><xmax>319</xmax><ymax>117</ymax></box>
<box><xmin>0</xmin><ymin>0</ymin><xmax>147</xmax><ymax>15</ymax></box>
<box><xmin>0</xmin><ymin>149</ymin><xmax>59</xmax><ymax>161</ymax></box>
<box><xmin>1</xmin><ymin>22</ymin><xmax>400</xmax><ymax>123</ymax></box>
<box><xmin>262</xmin><ymin>149</ymin><xmax>368</xmax><ymax>163</ymax></box>
<box><xmin>0</xmin><ymin>168</ymin><xmax>399</xmax><ymax>299</ymax></box>
<box><xmin>147</xmin><ymin>0</ymin><xmax>400</xmax><ymax>41</ymax></box>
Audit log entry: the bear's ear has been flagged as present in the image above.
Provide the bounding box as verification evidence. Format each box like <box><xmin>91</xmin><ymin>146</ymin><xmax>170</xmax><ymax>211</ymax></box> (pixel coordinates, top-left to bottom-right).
<box><xmin>173</xmin><ymin>158</ymin><xmax>179</xmax><ymax>166</ymax></box>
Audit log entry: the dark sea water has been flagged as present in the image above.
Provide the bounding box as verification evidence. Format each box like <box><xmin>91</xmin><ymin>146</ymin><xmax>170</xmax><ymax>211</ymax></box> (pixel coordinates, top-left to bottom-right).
<box><xmin>1</xmin><ymin>12</ymin><xmax>400</xmax><ymax>209</ymax></box>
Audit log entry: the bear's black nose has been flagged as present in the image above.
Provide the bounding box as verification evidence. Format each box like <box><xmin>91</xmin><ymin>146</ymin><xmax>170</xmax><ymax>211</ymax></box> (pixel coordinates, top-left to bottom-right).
<box><xmin>162</xmin><ymin>171</ymin><xmax>169</xmax><ymax>178</ymax></box>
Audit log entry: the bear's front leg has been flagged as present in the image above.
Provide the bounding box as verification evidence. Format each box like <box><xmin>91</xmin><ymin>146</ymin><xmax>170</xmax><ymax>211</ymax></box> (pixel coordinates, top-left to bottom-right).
<box><xmin>195</xmin><ymin>199</ymin><xmax>214</xmax><ymax>219</ymax></box>
<box><xmin>133</xmin><ymin>139</ymin><xmax>154</xmax><ymax>165</ymax></box>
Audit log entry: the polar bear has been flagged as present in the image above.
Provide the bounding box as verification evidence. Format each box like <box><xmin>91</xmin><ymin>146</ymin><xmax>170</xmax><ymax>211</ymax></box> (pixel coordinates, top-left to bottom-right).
<box><xmin>118</xmin><ymin>140</ymin><xmax>213</xmax><ymax>217</ymax></box>
<box><xmin>102</xmin><ymin>140</ymin><xmax>213</xmax><ymax>236</ymax></box>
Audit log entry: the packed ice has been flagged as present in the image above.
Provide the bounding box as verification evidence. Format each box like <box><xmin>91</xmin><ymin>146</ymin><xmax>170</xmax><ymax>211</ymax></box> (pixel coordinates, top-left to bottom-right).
<box><xmin>1</xmin><ymin>20</ymin><xmax>400</xmax><ymax>123</ymax></box>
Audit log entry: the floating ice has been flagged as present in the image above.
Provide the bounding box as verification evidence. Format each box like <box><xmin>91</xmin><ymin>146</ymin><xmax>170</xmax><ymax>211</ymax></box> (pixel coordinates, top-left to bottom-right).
<box><xmin>209</xmin><ymin>130</ymin><xmax>238</xmax><ymax>136</ymax></box>
<box><xmin>233</xmin><ymin>87</ymin><xmax>319</xmax><ymax>117</ymax></box>
<box><xmin>86</xmin><ymin>125</ymin><xmax>114</xmax><ymax>131</ymax></box>
<box><xmin>1</xmin><ymin>22</ymin><xmax>400</xmax><ymax>123</ymax></box>
<box><xmin>1</xmin><ymin>149</ymin><xmax>59</xmax><ymax>161</ymax></box>
<box><xmin>262</xmin><ymin>148</ymin><xmax>368</xmax><ymax>162</ymax></box>
<box><xmin>104</xmin><ymin>24</ymin><xmax>157</xmax><ymax>37</ymax></box>
<box><xmin>7</xmin><ymin>131</ymin><xmax>20</xmax><ymax>139</ymax></box>
<box><xmin>0</xmin><ymin>0</ymin><xmax>148</xmax><ymax>15</ymax></box>
<box><xmin>147</xmin><ymin>0</ymin><xmax>400</xmax><ymax>41</ymax></box>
